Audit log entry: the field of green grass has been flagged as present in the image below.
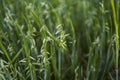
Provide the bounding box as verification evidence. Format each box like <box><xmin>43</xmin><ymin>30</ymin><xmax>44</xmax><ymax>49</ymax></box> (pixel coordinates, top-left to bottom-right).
<box><xmin>0</xmin><ymin>0</ymin><xmax>120</xmax><ymax>80</ymax></box>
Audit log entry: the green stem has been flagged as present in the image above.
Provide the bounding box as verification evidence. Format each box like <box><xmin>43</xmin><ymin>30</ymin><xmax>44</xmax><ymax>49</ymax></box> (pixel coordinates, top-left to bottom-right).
<box><xmin>58</xmin><ymin>49</ymin><xmax>62</xmax><ymax>80</ymax></box>
<box><xmin>111</xmin><ymin>0</ymin><xmax>119</xmax><ymax>80</ymax></box>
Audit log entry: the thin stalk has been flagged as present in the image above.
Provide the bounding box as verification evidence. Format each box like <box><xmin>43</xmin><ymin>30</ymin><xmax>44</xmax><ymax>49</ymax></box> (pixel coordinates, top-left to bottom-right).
<box><xmin>69</xmin><ymin>19</ymin><xmax>76</xmax><ymax>69</ymax></box>
<box><xmin>58</xmin><ymin>49</ymin><xmax>62</xmax><ymax>80</ymax></box>
<box><xmin>111</xmin><ymin>0</ymin><xmax>119</xmax><ymax>80</ymax></box>
<box><xmin>50</xmin><ymin>45</ymin><xmax>59</xmax><ymax>80</ymax></box>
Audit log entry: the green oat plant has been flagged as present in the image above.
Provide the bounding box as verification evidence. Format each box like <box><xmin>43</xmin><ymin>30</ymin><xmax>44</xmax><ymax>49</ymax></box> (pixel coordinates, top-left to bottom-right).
<box><xmin>0</xmin><ymin>0</ymin><xmax>120</xmax><ymax>80</ymax></box>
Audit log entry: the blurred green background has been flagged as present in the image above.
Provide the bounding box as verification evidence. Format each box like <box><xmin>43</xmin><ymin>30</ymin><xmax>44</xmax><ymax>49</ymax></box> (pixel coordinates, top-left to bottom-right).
<box><xmin>0</xmin><ymin>0</ymin><xmax>119</xmax><ymax>80</ymax></box>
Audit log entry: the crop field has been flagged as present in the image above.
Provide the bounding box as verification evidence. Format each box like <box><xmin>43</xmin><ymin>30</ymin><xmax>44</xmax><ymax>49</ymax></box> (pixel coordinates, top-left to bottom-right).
<box><xmin>0</xmin><ymin>0</ymin><xmax>120</xmax><ymax>80</ymax></box>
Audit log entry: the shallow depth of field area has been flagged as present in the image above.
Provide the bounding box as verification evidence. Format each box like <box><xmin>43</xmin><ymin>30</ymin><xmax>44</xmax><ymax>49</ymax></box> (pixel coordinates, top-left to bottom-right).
<box><xmin>0</xmin><ymin>0</ymin><xmax>120</xmax><ymax>80</ymax></box>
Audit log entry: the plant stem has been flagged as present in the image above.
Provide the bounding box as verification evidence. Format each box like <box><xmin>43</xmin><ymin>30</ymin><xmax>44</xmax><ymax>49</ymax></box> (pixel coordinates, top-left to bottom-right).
<box><xmin>111</xmin><ymin>0</ymin><xmax>119</xmax><ymax>80</ymax></box>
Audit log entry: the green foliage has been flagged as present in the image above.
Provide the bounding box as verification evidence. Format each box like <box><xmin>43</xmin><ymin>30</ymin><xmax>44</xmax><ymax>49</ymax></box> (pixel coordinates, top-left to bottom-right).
<box><xmin>0</xmin><ymin>0</ymin><xmax>119</xmax><ymax>80</ymax></box>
